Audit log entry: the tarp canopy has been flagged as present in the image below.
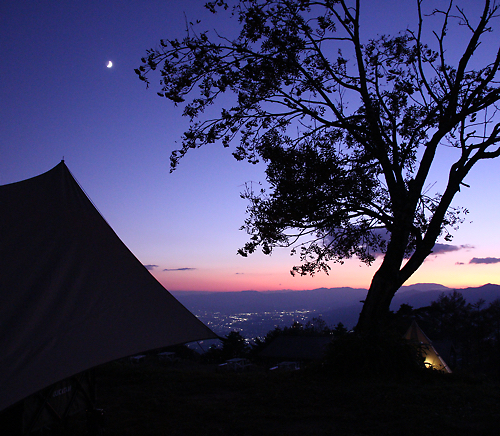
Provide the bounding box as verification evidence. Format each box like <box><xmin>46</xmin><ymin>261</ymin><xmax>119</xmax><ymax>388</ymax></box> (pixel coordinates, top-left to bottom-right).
<box><xmin>0</xmin><ymin>161</ymin><xmax>218</xmax><ymax>411</ymax></box>
<box><xmin>404</xmin><ymin>321</ymin><xmax>452</xmax><ymax>373</ymax></box>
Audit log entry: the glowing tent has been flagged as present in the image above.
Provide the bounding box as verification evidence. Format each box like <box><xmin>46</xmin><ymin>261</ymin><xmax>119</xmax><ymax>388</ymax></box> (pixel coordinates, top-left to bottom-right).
<box><xmin>0</xmin><ymin>161</ymin><xmax>217</xmax><ymax>414</ymax></box>
<box><xmin>404</xmin><ymin>320</ymin><xmax>452</xmax><ymax>373</ymax></box>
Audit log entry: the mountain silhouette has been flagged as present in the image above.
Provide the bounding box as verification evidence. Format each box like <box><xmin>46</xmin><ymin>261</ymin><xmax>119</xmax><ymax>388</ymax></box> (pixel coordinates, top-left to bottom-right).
<box><xmin>172</xmin><ymin>284</ymin><xmax>500</xmax><ymax>331</ymax></box>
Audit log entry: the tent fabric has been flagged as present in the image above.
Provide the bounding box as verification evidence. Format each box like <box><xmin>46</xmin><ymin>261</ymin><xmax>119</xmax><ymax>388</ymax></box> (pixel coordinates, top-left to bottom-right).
<box><xmin>404</xmin><ymin>321</ymin><xmax>452</xmax><ymax>373</ymax></box>
<box><xmin>0</xmin><ymin>161</ymin><xmax>217</xmax><ymax>411</ymax></box>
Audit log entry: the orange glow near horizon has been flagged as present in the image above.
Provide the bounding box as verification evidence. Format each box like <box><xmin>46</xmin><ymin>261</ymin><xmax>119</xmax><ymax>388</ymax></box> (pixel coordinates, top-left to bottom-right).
<box><xmin>151</xmin><ymin>251</ymin><xmax>500</xmax><ymax>292</ymax></box>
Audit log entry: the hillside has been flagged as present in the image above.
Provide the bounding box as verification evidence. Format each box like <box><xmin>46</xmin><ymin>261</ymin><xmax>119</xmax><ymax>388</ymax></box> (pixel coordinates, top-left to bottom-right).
<box><xmin>54</xmin><ymin>359</ymin><xmax>500</xmax><ymax>436</ymax></box>
<box><xmin>172</xmin><ymin>284</ymin><xmax>500</xmax><ymax>334</ymax></box>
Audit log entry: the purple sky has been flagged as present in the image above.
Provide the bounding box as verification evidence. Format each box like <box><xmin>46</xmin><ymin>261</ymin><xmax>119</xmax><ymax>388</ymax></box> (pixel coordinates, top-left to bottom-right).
<box><xmin>1</xmin><ymin>0</ymin><xmax>499</xmax><ymax>292</ymax></box>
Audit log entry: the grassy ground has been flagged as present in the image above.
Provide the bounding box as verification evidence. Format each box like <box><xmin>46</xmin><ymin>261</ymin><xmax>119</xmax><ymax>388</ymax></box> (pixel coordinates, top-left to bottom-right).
<box><xmin>57</xmin><ymin>357</ymin><xmax>500</xmax><ymax>436</ymax></box>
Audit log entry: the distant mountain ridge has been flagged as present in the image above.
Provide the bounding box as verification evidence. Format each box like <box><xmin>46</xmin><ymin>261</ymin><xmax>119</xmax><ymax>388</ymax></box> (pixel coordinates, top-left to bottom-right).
<box><xmin>172</xmin><ymin>283</ymin><xmax>500</xmax><ymax>330</ymax></box>
<box><xmin>392</xmin><ymin>283</ymin><xmax>500</xmax><ymax>309</ymax></box>
<box><xmin>172</xmin><ymin>286</ymin><xmax>368</xmax><ymax>313</ymax></box>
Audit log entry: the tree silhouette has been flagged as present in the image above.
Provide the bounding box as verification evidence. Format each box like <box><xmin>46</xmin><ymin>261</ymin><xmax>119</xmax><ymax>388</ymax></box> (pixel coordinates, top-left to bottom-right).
<box><xmin>137</xmin><ymin>0</ymin><xmax>500</xmax><ymax>333</ymax></box>
<box><xmin>222</xmin><ymin>331</ymin><xmax>249</xmax><ymax>358</ymax></box>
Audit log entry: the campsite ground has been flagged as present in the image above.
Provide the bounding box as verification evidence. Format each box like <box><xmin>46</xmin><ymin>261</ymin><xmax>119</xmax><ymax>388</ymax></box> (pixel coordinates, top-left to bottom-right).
<box><xmin>58</xmin><ymin>357</ymin><xmax>500</xmax><ymax>436</ymax></box>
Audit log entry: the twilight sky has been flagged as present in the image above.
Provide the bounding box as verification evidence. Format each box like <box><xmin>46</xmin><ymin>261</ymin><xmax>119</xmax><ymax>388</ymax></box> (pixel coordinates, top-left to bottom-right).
<box><xmin>1</xmin><ymin>0</ymin><xmax>499</xmax><ymax>292</ymax></box>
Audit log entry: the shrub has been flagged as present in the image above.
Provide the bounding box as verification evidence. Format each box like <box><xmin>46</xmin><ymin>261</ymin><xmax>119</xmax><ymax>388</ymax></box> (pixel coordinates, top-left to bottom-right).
<box><xmin>324</xmin><ymin>331</ymin><xmax>425</xmax><ymax>379</ymax></box>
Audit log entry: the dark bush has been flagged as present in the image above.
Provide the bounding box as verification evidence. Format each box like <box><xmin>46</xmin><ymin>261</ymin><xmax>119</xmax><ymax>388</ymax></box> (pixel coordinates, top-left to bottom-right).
<box><xmin>324</xmin><ymin>331</ymin><xmax>425</xmax><ymax>379</ymax></box>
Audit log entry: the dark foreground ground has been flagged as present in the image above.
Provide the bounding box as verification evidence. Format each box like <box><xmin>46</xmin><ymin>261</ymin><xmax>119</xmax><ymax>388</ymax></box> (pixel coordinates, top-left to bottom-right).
<box><xmin>62</xmin><ymin>358</ymin><xmax>499</xmax><ymax>436</ymax></box>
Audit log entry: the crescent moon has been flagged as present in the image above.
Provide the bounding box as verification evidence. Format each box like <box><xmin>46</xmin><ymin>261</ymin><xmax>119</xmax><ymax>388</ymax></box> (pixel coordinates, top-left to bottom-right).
<box><xmin>107</xmin><ymin>61</ymin><xmax>113</xmax><ymax>68</ymax></box>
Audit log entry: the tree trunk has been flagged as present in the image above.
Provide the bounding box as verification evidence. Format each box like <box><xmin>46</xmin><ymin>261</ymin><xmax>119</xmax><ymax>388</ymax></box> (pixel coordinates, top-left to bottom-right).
<box><xmin>355</xmin><ymin>264</ymin><xmax>402</xmax><ymax>335</ymax></box>
<box><xmin>355</xmin><ymin>230</ymin><xmax>437</xmax><ymax>334</ymax></box>
<box><xmin>355</xmin><ymin>225</ymin><xmax>409</xmax><ymax>335</ymax></box>
<box><xmin>355</xmin><ymin>163</ymin><xmax>466</xmax><ymax>335</ymax></box>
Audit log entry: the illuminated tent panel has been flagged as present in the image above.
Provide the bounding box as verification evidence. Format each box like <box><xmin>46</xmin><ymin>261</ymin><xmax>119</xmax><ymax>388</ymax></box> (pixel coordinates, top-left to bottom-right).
<box><xmin>404</xmin><ymin>321</ymin><xmax>452</xmax><ymax>373</ymax></box>
<box><xmin>0</xmin><ymin>161</ymin><xmax>217</xmax><ymax>411</ymax></box>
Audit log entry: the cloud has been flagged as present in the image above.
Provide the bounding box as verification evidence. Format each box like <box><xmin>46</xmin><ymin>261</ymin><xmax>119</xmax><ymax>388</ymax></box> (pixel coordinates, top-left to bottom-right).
<box><xmin>326</xmin><ymin>227</ymin><xmax>474</xmax><ymax>259</ymax></box>
<box><xmin>455</xmin><ymin>262</ymin><xmax>465</xmax><ymax>265</ymax></box>
<box><xmin>163</xmin><ymin>267</ymin><xmax>197</xmax><ymax>272</ymax></box>
<box><xmin>235</xmin><ymin>272</ymin><xmax>244</xmax><ymax>275</ymax></box>
<box><xmin>144</xmin><ymin>264</ymin><xmax>159</xmax><ymax>271</ymax></box>
<box><xmin>432</xmin><ymin>243</ymin><xmax>474</xmax><ymax>255</ymax></box>
<box><xmin>469</xmin><ymin>257</ymin><xmax>500</xmax><ymax>265</ymax></box>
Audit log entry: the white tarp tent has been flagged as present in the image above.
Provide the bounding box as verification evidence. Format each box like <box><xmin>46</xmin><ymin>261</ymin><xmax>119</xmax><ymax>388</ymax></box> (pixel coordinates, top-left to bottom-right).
<box><xmin>404</xmin><ymin>320</ymin><xmax>452</xmax><ymax>373</ymax></box>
